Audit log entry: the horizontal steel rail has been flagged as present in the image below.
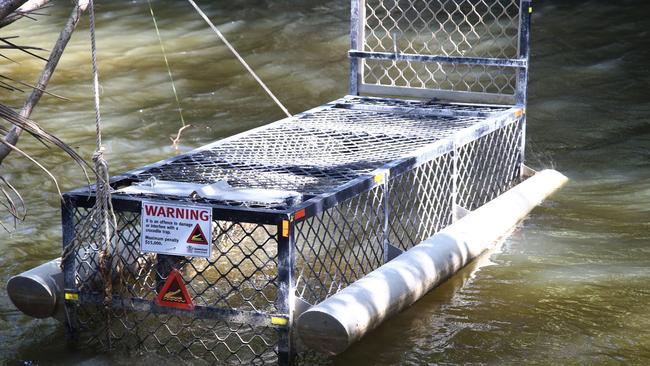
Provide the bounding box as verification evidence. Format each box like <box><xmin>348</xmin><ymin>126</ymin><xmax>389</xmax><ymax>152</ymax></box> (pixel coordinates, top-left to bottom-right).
<box><xmin>71</xmin><ymin>292</ymin><xmax>289</xmax><ymax>329</ymax></box>
<box><xmin>349</xmin><ymin>50</ymin><xmax>528</xmax><ymax>68</ymax></box>
<box><xmin>358</xmin><ymin>84</ymin><xmax>516</xmax><ymax>105</ymax></box>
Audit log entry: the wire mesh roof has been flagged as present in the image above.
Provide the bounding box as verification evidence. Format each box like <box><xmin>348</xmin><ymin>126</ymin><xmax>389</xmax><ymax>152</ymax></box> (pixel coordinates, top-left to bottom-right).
<box><xmin>116</xmin><ymin>97</ymin><xmax>510</xmax><ymax>209</ymax></box>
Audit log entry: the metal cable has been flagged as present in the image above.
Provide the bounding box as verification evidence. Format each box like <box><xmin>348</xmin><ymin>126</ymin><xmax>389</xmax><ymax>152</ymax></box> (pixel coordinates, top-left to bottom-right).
<box><xmin>185</xmin><ymin>0</ymin><xmax>291</xmax><ymax>118</ymax></box>
<box><xmin>147</xmin><ymin>0</ymin><xmax>186</xmax><ymax>127</ymax></box>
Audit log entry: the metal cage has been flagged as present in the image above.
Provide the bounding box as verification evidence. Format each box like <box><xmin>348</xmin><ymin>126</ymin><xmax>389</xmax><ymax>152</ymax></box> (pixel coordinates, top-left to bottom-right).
<box><xmin>61</xmin><ymin>1</ymin><xmax>531</xmax><ymax>365</ymax></box>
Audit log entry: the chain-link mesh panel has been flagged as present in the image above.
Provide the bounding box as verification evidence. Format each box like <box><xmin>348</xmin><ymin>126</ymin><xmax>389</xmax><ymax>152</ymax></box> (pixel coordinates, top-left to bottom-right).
<box><xmin>363</xmin><ymin>59</ymin><xmax>517</xmax><ymax>94</ymax></box>
<box><xmin>290</xmin><ymin>115</ymin><xmax>522</xmax><ymax>307</ymax></box>
<box><xmin>72</xmin><ymin>306</ymin><xmax>279</xmax><ymax>365</ymax></box>
<box><xmin>364</xmin><ymin>0</ymin><xmax>521</xmax><ymax>58</ymax></box>
<box><xmin>359</xmin><ymin>0</ymin><xmax>522</xmax><ymax>96</ymax></box>
<box><xmin>456</xmin><ymin>117</ymin><xmax>523</xmax><ymax>210</ymax></box>
<box><xmin>126</xmin><ymin>99</ymin><xmax>506</xmax><ymax>205</ymax></box>
<box><xmin>65</xmin><ymin>206</ymin><xmax>281</xmax><ymax>364</ymax></box>
<box><xmin>387</xmin><ymin>154</ymin><xmax>454</xmax><ymax>251</ymax></box>
<box><xmin>294</xmin><ymin>185</ymin><xmax>385</xmax><ymax>305</ymax></box>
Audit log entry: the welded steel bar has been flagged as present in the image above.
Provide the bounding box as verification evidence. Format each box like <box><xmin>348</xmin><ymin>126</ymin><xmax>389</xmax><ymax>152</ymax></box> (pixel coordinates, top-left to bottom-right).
<box><xmin>517</xmin><ymin>1</ymin><xmax>532</xmax><ymax>172</ymax></box>
<box><xmin>516</xmin><ymin>0</ymin><xmax>532</xmax><ymax>106</ymax></box>
<box><xmin>349</xmin><ymin>50</ymin><xmax>528</xmax><ymax>68</ymax></box>
<box><xmin>358</xmin><ymin>84</ymin><xmax>515</xmax><ymax>104</ymax></box>
<box><xmin>61</xmin><ymin>197</ymin><xmax>78</xmax><ymax>340</ymax></box>
<box><xmin>74</xmin><ymin>293</ymin><xmax>283</xmax><ymax>328</ymax></box>
<box><xmin>349</xmin><ymin>0</ymin><xmax>361</xmax><ymax>95</ymax></box>
<box><xmin>276</xmin><ymin>218</ymin><xmax>295</xmax><ymax>365</ymax></box>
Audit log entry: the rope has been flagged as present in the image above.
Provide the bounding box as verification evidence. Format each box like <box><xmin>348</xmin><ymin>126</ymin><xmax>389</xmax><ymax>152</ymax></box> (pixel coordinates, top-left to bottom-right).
<box><xmin>58</xmin><ymin>0</ymin><xmax>119</xmax><ymax>343</ymax></box>
<box><xmin>88</xmin><ymin>0</ymin><xmax>102</xmax><ymax>150</ymax></box>
<box><xmin>88</xmin><ymin>0</ymin><xmax>117</xmax><ymax>304</ymax></box>
<box><xmin>147</xmin><ymin>0</ymin><xmax>186</xmax><ymax>127</ymax></box>
<box><xmin>185</xmin><ymin>0</ymin><xmax>291</xmax><ymax>118</ymax></box>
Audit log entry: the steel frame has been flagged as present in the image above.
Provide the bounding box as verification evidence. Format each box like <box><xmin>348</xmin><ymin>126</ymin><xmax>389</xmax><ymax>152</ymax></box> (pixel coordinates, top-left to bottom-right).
<box><xmin>62</xmin><ymin>95</ymin><xmax>524</xmax><ymax>364</ymax></box>
<box><xmin>60</xmin><ymin>1</ymin><xmax>532</xmax><ymax>365</ymax></box>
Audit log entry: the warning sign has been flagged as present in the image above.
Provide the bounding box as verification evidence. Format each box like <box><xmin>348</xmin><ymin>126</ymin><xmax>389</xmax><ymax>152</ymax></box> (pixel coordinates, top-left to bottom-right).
<box><xmin>155</xmin><ymin>269</ymin><xmax>194</xmax><ymax>310</ymax></box>
<box><xmin>141</xmin><ymin>201</ymin><xmax>212</xmax><ymax>258</ymax></box>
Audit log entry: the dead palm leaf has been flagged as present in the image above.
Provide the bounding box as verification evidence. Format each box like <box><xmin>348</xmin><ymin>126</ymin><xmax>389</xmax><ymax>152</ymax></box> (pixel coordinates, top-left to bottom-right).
<box><xmin>0</xmin><ymin>103</ymin><xmax>94</xmax><ymax>182</ymax></box>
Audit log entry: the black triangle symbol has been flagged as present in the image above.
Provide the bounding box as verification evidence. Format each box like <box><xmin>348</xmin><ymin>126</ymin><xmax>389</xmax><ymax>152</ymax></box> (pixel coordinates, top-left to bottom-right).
<box><xmin>187</xmin><ymin>224</ymin><xmax>208</xmax><ymax>245</ymax></box>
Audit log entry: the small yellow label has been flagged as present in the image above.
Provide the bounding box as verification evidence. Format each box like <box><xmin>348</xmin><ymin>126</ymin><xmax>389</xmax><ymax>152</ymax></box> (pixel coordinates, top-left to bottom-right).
<box><xmin>65</xmin><ymin>292</ymin><xmax>79</xmax><ymax>301</ymax></box>
<box><xmin>514</xmin><ymin>109</ymin><xmax>524</xmax><ymax>118</ymax></box>
<box><xmin>373</xmin><ymin>173</ymin><xmax>385</xmax><ymax>183</ymax></box>
<box><xmin>271</xmin><ymin>316</ymin><xmax>288</xmax><ymax>326</ymax></box>
<box><xmin>281</xmin><ymin>220</ymin><xmax>289</xmax><ymax>237</ymax></box>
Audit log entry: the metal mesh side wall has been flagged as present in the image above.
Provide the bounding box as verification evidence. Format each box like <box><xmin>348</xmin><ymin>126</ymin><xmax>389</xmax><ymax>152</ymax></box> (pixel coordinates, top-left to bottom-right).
<box><xmin>74</xmin><ymin>308</ymin><xmax>279</xmax><ymax>364</ymax></box>
<box><xmin>364</xmin><ymin>0</ymin><xmax>521</xmax><ymax>58</ymax></box>
<box><xmin>65</xmin><ymin>207</ymin><xmax>281</xmax><ymax>364</ymax></box>
<box><xmin>293</xmin><ymin>185</ymin><xmax>385</xmax><ymax>305</ymax></box>
<box><xmin>456</xmin><ymin>117</ymin><xmax>523</xmax><ymax>210</ymax></box>
<box><xmin>292</xmin><ymin>117</ymin><xmax>523</xmax><ymax>304</ymax></box>
<box><xmin>387</xmin><ymin>154</ymin><xmax>454</xmax><ymax>251</ymax></box>
<box><xmin>358</xmin><ymin>0</ymin><xmax>522</xmax><ymax>98</ymax></box>
<box><xmin>363</xmin><ymin>59</ymin><xmax>517</xmax><ymax>95</ymax></box>
<box><xmin>384</xmin><ymin>118</ymin><xmax>523</xmax><ymax>251</ymax></box>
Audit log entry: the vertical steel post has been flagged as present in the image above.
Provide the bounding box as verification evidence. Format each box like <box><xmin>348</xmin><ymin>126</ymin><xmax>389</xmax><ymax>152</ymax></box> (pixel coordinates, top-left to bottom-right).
<box><xmin>277</xmin><ymin>218</ymin><xmax>295</xmax><ymax>365</ymax></box>
<box><xmin>349</xmin><ymin>0</ymin><xmax>365</xmax><ymax>95</ymax></box>
<box><xmin>451</xmin><ymin>144</ymin><xmax>460</xmax><ymax>222</ymax></box>
<box><xmin>61</xmin><ymin>196</ymin><xmax>78</xmax><ymax>340</ymax></box>
<box><xmin>517</xmin><ymin>0</ymin><xmax>532</xmax><ymax>174</ymax></box>
<box><xmin>382</xmin><ymin>175</ymin><xmax>390</xmax><ymax>264</ymax></box>
<box><xmin>516</xmin><ymin>0</ymin><xmax>532</xmax><ymax>106</ymax></box>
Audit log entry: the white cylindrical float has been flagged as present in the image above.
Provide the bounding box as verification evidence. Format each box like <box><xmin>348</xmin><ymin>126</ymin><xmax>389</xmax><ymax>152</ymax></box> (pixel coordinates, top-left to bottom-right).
<box><xmin>297</xmin><ymin>169</ymin><xmax>568</xmax><ymax>355</ymax></box>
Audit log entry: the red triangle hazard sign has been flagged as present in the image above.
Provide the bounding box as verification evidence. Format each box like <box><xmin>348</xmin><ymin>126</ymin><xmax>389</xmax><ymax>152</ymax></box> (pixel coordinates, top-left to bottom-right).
<box><xmin>187</xmin><ymin>224</ymin><xmax>208</xmax><ymax>245</ymax></box>
<box><xmin>155</xmin><ymin>269</ymin><xmax>194</xmax><ymax>310</ymax></box>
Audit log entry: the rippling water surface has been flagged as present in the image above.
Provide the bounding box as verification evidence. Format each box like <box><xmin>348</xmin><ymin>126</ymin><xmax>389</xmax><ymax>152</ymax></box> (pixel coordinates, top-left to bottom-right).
<box><xmin>0</xmin><ymin>0</ymin><xmax>649</xmax><ymax>365</ymax></box>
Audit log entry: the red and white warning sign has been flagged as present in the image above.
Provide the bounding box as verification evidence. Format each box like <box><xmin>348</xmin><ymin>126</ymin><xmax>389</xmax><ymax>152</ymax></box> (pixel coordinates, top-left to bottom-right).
<box><xmin>155</xmin><ymin>269</ymin><xmax>194</xmax><ymax>310</ymax></box>
<box><xmin>141</xmin><ymin>201</ymin><xmax>212</xmax><ymax>258</ymax></box>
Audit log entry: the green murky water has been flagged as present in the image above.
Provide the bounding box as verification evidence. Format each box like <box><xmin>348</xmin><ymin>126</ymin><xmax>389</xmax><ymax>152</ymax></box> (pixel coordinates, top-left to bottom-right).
<box><xmin>1</xmin><ymin>0</ymin><xmax>649</xmax><ymax>364</ymax></box>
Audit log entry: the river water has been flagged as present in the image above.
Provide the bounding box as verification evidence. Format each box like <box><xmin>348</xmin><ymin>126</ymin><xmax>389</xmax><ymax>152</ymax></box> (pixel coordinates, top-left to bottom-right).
<box><xmin>0</xmin><ymin>0</ymin><xmax>649</xmax><ymax>365</ymax></box>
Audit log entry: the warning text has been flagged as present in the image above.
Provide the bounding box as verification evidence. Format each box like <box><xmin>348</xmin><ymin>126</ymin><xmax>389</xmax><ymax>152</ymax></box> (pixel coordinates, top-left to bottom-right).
<box><xmin>141</xmin><ymin>201</ymin><xmax>212</xmax><ymax>258</ymax></box>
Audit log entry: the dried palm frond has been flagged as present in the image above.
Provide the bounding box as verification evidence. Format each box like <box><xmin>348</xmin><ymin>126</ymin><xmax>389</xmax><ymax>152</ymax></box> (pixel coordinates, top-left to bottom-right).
<box><xmin>0</xmin><ymin>175</ymin><xmax>25</xmax><ymax>230</ymax></box>
<box><xmin>0</xmin><ymin>1</ymin><xmax>53</xmax><ymax>29</ymax></box>
<box><xmin>0</xmin><ymin>103</ymin><xmax>94</xmax><ymax>181</ymax></box>
<box><xmin>0</xmin><ymin>0</ymin><xmax>89</xmax><ymax>230</ymax></box>
<box><xmin>0</xmin><ymin>103</ymin><xmax>94</xmax><ymax>230</ymax></box>
<box><xmin>0</xmin><ymin>36</ymin><xmax>47</xmax><ymax>61</ymax></box>
<box><xmin>0</xmin><ymin>75</ymin><xmax>70</xmax><ymax>100</ymax></box>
